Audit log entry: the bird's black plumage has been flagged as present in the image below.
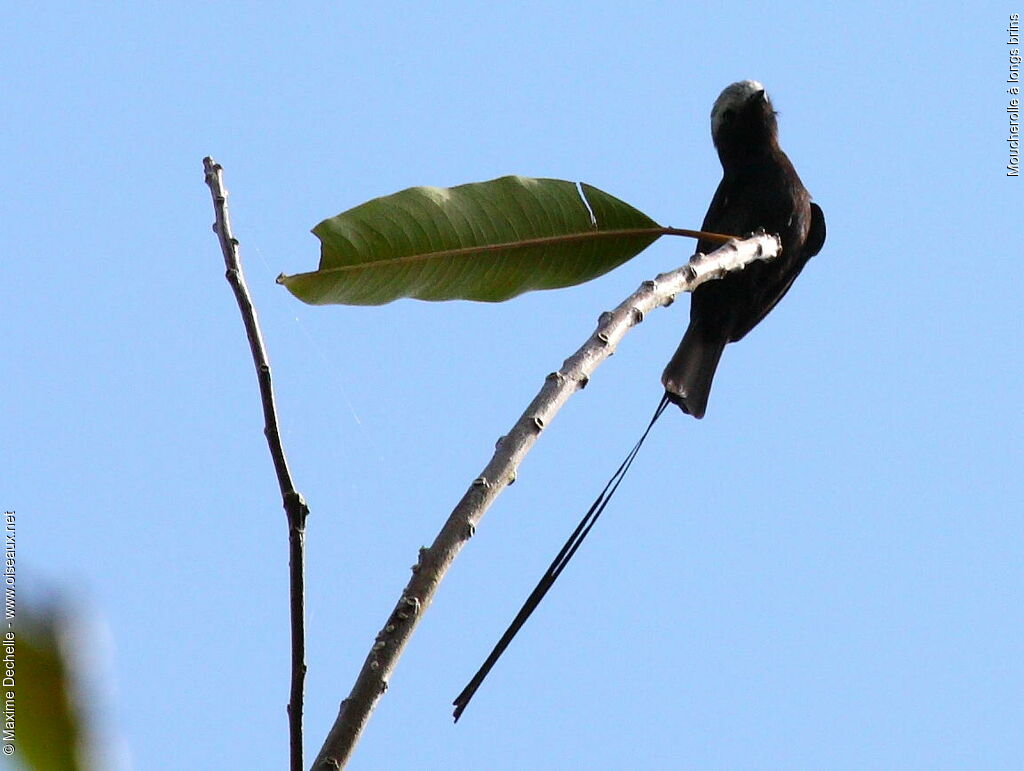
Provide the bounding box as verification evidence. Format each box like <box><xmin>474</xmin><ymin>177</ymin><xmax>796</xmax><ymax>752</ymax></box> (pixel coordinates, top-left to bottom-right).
<box><xmin>662</xmin><ymin>81</ymin><xmax>826</xmax><ymax>418</ymax></box>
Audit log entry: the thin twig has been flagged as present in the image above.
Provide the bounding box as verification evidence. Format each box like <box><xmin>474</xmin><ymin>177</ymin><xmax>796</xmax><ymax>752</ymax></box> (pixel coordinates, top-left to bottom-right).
<box><xmin>203</xmin><ymin>157</ymin><xmax>310</xmax><ymax>771</ymax></box>
<box><xmin>311</xmin><ymin>232</ymin><xmax>781</xmax><ymax>770</ymax></box>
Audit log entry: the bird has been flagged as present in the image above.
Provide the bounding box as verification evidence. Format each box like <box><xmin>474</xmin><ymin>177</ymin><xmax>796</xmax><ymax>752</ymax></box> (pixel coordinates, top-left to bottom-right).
<box><xmin>662</xmin><ymin>80</ymin><xmax>826</xmax><ymax>418</ymax></box>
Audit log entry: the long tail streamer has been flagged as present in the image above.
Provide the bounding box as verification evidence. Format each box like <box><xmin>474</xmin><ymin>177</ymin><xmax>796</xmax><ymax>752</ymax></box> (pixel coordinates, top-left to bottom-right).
<box><xmin>453</xmin><ymin>393</ymin><xmax>672</xmax><ymax>721</ymax></box>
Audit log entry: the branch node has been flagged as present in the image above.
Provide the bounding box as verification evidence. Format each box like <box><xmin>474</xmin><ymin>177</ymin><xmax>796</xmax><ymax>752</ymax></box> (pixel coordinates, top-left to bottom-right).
<box><xmin>285</xmin><ymin>490</ymin><xmax>308</xmax><ymax>512</ymax></box>
<box><xmin>412</xmin><ymin>547</ymin><xmax>428</xmax><ymax>570</ymax></box>
<box><xmin>532</xmin><ymin>416</ymin><xmax>545</xmax><ymax>431</ymax></box>
<box><xmin>472</xmin><ymin>476</ymin><xmax>489</xmax><ymax>488</ymax></box>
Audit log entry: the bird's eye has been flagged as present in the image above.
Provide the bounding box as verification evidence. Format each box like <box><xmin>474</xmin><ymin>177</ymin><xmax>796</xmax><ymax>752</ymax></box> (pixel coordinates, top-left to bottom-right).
<box><xmin>721</xmin><ymin>108</ymin><xmax>735</xmax><ymax>123</ymax></box>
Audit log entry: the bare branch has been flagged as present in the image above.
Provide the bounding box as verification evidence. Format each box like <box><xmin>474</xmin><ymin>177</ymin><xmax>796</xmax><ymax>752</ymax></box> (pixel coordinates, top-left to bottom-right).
<box><xmin>202</xmin><ymin>157</ymin><xmax>310</xmax><ymax>771</ymax></box>
<box><xmin>311</xmin><ymin>233</ymin><xmax>781</xmax><ymax>770</ymax></box>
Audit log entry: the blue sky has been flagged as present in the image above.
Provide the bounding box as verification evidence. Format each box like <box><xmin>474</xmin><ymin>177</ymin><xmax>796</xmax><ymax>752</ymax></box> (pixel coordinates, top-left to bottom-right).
<box><xmin>4</xmin><ymin>2</ymin><xmax>1021</xmax><ymax>769</ymax></box>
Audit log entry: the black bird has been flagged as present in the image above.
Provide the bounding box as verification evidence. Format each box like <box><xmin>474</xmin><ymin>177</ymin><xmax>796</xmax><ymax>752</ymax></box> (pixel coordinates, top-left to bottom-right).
<box><xmin>662</xmin><ymin>80</ymin><xmax>826</xmax><ymax>418</ymax></box>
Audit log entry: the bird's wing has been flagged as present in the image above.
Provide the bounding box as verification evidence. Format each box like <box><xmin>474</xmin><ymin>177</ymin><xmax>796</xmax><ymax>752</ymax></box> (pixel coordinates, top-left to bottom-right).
<box><xmin>697</xmin><ymin>185</ymin><xmax>741</xmax><ymax>253</ymax></box>
<box><xmin>729</xmin><ymin>265</ymin><xmax>800</xmax><ymax>341</ymax></box>
<box><xmin>805</xmin><ymin>202</ymin><xmax>826</xmax><ymax>257</ymax></box>
<box><xmin>728</xmin><ymin>201</ymin><xmax>826</xmax><ymax>342</ymax></box>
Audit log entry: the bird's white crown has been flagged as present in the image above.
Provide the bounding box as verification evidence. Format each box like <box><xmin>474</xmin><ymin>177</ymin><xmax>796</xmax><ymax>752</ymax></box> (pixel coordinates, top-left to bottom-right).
<box><xmin>711</xmin><ymin>80</ymin><xmax>766</xmax><ymax>136</ymax></box>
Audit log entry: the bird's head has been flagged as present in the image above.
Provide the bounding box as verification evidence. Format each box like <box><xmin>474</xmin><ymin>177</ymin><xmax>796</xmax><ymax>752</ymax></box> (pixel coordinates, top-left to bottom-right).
<box><xmin>710</xmin><ymin>80</ymin><xmax>779</xmax><ymax>160</ymax></box>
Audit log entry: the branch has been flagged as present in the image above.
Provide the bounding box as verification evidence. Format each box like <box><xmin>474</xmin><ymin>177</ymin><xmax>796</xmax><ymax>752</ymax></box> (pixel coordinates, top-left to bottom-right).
<box><xmin>202</xmin><ymin>157</ymin><xmax>310</xmax><ymax>771</ymax></box>
<box><xmin>311</xmin><ymin>232</ymin><xmax>781</xmax><ymax>769</ymax></box>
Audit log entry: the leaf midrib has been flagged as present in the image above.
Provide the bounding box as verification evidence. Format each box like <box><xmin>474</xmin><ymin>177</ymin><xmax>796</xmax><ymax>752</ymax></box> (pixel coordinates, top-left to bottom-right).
<box><xmin>285</xmin><ymin>226</ymin><xmax>734</xmax><ymax>280</ymax></box>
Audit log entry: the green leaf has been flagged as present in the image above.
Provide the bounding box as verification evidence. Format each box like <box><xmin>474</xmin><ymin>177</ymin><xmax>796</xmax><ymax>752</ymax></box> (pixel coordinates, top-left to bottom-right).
<box><xmin>16</xmin><ymin>606</ymin><xmax>86</xmax><ymax>771</ymax></box>
<box><xmin>278</xmin><ymin>175</ymin><xmax>665</xmax><ymax>305</ymax></box>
